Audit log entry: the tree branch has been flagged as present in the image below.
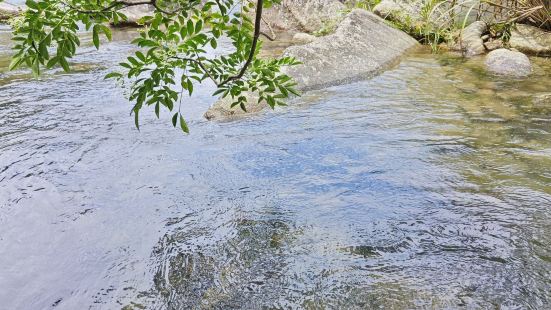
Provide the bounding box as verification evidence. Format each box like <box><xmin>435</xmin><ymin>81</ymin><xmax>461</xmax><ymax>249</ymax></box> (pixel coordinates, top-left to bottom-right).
<box><xmin>219</xmin><ymin>0</ymin><xmax>263</xmax><ymax>87</ymax></box>
<box><xmin>62</xmin><ymin>0</ymin><xmax>152</xmax><ymax>14</ymax></box>
<box><xmin>64</xmin><ymin>0</ymin><xmax>181</xmax><ymax>15</ymax></box>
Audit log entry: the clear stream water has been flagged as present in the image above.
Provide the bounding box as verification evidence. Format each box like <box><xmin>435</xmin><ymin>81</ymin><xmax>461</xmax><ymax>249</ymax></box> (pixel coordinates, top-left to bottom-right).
<box><xmin>0</xmin><ymin>24</ymin><xmax>550</xmax><ymax>309</ymax></box>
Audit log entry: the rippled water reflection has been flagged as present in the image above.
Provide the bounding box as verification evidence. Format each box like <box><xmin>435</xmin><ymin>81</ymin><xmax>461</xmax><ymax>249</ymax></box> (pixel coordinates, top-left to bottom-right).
<box><xmin>0</xmin><ymin>25</ymin><xmax>550</xmax><ymax>309</ymax></box>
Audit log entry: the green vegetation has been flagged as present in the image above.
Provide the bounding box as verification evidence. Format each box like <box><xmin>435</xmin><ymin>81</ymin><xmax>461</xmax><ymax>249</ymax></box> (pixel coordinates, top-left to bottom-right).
<box><xmin>4</xmin><ymin>0</ymin><xmax>300</xmax><ymax>133</ymax></box>
<box><xmin>372</xmin><ymin>0</ymin><xmax>550</xmax><ymax>52</ymax></box>
<box><xmin>376</xmin><ymin>0</ymin><xmax>469</xmax><ymax>52</ymax></box>
<box><xmin>347</xmin><ymin>0</ymin><xmax>382</xmax><ymax>11</ymax></box>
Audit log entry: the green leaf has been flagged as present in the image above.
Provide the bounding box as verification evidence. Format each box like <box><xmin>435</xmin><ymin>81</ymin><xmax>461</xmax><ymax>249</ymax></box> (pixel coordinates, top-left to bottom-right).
<box><xmin>135</xmin><ymin>51</ymin><xmax>146</xmax><ymax>62</ymax></box>
<box><xmin>119</xmin><ymin>62</ymin><xmax>132</xmax><ymax>69</ymax></box>
<box><xmin>278</xmin><ymin>85</ymin><xmax>288</xmax><ymax>97</ymax></box>
<box><xmin>32</xmin><ymin>57</ymin><xmax>40</xmax><ymax>77</ymax></box>
<box><xmin>59</xmin><ymin>57</ymin><xmax>70</xmax><ymax>72</ymax></box>
<box><xmin>212</xmin><ymin>88</ymin><xmax>226</xmax><ymax>96</ymax></box>
<box><xmin>179</xmin><ymin>115</ymin><xmax>189</xmax><ymax>133</ymax></box>
<box><xmin>179</xmin><ymin>26</ymin><xmax>187</xmax><ymax>38</ymax></box>
<box><xmin>92</xmin><ymin>25</ymin><xmax>100</xmax><ymax>50</ymax></box>
<box><xmin>287</xmin><ymin>86</ymin><xmax>300</xmax><ymax>96</ymax></box>
<box><xmin>134</xmin><ymin>109</ymin><xmax>140</xmax><ymax>130</ymax></box>
<box><xmin>104</xmin><ymin>72</ymin><xmax>122</xmax><ymax>79</ymax></box>
<box><xmin>187</xmin><ymin>80</ymin><xmax>193</xmax><ymax>96</ymax></box>
<box><xmin>8</xmin><ymin>56</ymin><xmax>22</xmax><ymax>71</ymax></box>
<box><xmin>187</xmin><ymin>20</ymin><xmax>194</xmax><ymax>36</ymax></box>
<box><xmin>195</xmin><ymin>20</ymin><xmax>203</xmax><ymax>33</ymax></box>
<box><xmin>25</xmin><ymin>0</ymin><xmax>38</xmax><ymax>10</ymax></box>
<box><xmin>46</xmin><ymin>57</ymin><xmax>58</xmax><ymax>69</ymax></box>
<box><xmin>99</xmin><ymin>25</ymin><xmax>112</xmax><ymax>41</ymax></box>
<box><xmin>172</xmin><ymin>113</ymin><xmax>178</xmax><ymax>127</ymax></box>
<box><xmin>266</xmin><ymin>96</ymin><xmax>276</xmax><ymax>108</ymax></box>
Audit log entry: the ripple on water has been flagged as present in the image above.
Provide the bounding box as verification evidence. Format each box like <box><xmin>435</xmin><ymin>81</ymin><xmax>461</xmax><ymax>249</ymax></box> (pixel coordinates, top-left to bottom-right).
<box><xmin>0</xmin><ymin>41</ymin><xmax>550</xmax><ymax>309</ymax></box>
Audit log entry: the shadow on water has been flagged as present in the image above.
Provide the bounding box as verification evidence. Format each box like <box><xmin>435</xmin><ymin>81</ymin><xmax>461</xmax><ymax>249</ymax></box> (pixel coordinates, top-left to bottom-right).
<box><xmin>0</xmin><ymin>25</ymin><xmax>550</xmax><ymax>309</ymax></box>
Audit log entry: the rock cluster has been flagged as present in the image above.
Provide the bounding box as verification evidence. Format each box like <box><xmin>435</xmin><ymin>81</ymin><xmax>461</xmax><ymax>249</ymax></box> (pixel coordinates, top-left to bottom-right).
<box><xmin>205</xmin><ymin>9</ymin><xmax>419</xmax><ymax>120</ymax></box>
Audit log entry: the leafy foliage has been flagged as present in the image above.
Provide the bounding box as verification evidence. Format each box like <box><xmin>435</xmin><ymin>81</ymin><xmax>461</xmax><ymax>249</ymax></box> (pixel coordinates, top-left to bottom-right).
<box><xmin>8</xmin><ymin>0</ymin><xmax>300</xmax><ymax>133</ymax></box>
<box><xmin>373</xmin><ymin>0</ymin><xmax>481</xmax><ymax>53</ymax></box>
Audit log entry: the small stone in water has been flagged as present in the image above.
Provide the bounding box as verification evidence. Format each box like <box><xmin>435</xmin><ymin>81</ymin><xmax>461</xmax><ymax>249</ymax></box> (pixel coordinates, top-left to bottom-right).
<box><xmin>485</xmin><ymin>49</ymin><xmax>532</xmax><ymax>77</ymax></box>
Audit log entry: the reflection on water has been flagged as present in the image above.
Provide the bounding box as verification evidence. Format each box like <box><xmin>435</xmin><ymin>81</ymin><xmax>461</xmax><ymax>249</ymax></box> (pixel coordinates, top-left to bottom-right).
<box><xmin>0</xmin><ymin>25</ymin><xmax>550</xmax><ymax>309</ymax></box>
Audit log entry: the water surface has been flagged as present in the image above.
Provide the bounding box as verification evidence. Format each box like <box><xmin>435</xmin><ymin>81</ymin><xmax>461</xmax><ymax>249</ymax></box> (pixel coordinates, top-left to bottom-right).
<box><xmin>1</xmin><ymin>25</ymin><xmax>550</xmax><ymax>309</ymax></box>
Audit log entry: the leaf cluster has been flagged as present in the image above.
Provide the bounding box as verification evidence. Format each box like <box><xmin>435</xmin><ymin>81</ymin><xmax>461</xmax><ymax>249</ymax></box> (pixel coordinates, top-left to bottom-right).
<box><xmin>9</xmin><ymin>0</ymin><xmax>301</xmax><ymax>133</ymax></box>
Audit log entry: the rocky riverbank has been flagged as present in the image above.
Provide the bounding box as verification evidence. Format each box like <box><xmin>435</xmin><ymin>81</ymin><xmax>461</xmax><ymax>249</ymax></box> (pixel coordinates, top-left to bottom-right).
<box><xmin>205</xmin><ymin>1</ymin><xmax>421</xmax><ymax>120</ymax></box>
<box><xmin>368</xmin><ymin>0</ymin><xmax>550</xmax><ymax>74</ymax></box>
<box><xmin>205</xmin><ymin>0</ymin><xmax>551</xmax><ymax>120</ymax></box>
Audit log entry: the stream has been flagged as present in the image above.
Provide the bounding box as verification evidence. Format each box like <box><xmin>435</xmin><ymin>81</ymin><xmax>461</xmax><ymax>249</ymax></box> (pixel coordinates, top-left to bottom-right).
<box><xmin>0</xmin><ymin>23</ymin><xmax>550</xmax><ymax>309</ymax></box>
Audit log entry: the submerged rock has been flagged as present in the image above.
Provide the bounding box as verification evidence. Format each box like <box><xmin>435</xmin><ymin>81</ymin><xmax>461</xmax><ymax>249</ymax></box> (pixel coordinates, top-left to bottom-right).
<box><xmin>0</xmin><ymin>2</ymin><xmax>24</xmax><ymax>21</ymax></box>
<box><xmin>485</xmin><ymin>49</ymin><xmax>532</xmax><ymax>77</ymax></box>
<box><xmin>533</xmin><ymin>93</ymin><xmax>551</xmax><ymax>106</ymax></box>
<box><xmin>452</xmin><ymin>21</ymin><xmax>487</xmax><ymax>57</ymax></box>
<box><xmin>205</xmin><ymin>9</ymin><xmax>418</xmax><ymax>120</ymax></box>
<box><xmin>204</xmin><ymin>93</ymin><xmax>263</xmax><ymax>121</ymax></box>
<box><xmin>509</xmin><ymin>24</ymin><xmax>551</xmax><ymax>56</ymax></box>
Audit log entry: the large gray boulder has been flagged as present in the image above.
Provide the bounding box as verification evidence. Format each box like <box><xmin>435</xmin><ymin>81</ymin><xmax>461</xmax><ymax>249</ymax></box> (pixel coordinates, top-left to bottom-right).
<box><xmin>509</xmin><ymin>24</ymin><xmax>551</xmax><ymax>56</ymax></box>
<box><xmin>282</xmin><ymin>9</ymin><xmax>418</xmax><ymax>91</ymax></box>
<box><xmin>0</xmin><ymin>2</ymin><xmax>23</xmax><ymax>21</ymax></box>
<box><xmin>204</xmin><ymin>9</ymin><xmax>418</xmax><ymax>120</ymax></box>
<box><xmin>282</xmin><ymin>0</ymin><xmax>346</xmax><ymax>33</ymax></box>
<box><xmin>485</xmin><ymin>49</ymin><xmax>532</xmax><ymax>77</ymax></box>
<box><xmin>452</xmin><ymin>21</ymin><xmax>487</xmax><ymax>57</ymax></box>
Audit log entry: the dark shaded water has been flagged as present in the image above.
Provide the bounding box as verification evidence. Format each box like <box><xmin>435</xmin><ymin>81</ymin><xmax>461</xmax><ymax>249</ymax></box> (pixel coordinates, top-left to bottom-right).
<box><xmin>1</xmin><ymin>24</ymin><xmax>550</xmax><ymax>309</ymax></box>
